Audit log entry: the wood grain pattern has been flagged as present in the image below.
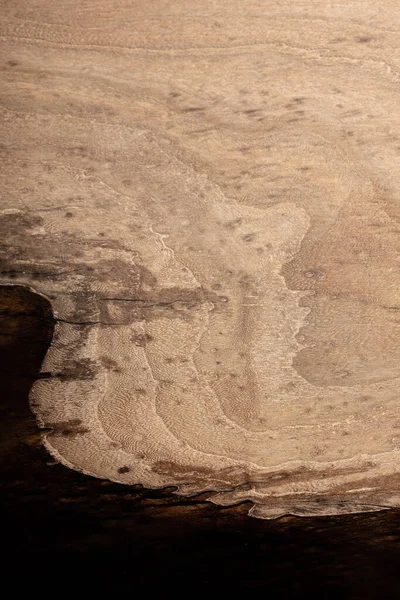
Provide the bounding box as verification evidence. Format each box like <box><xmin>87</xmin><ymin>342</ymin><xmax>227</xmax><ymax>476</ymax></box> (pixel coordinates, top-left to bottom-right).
<box><xmin>2</xmin><ymin>0</ymin><xmax>400</xmax><ymax>517</ymax></box>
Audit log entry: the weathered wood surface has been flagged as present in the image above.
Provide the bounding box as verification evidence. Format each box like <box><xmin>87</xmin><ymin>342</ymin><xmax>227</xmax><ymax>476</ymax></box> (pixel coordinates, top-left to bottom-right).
<box><xmin>2</xmin><ymin>0</ymin><xmax>400</xmax><ymax>517</ymax></box>
<box><xmin>2</xmin><ymin>285</ymin><xmax>400</xmax><ymax>596</ymax></box>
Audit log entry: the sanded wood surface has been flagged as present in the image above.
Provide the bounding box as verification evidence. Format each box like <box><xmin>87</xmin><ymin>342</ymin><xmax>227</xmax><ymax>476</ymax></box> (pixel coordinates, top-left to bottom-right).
<box><xmin>2</xmin><ymin>1</ymin><xmax>400</xmax><ymax>517</ymax></box>
<box><xmin>2</xmin><ymin>285</ymin><xmax>400</xmax><ymax>597</ymax></box>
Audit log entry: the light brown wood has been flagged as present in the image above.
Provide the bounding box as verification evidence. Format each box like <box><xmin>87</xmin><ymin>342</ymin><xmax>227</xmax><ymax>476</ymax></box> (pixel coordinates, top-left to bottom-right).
<box><xmin>2</xmin><ymin>0</ymin><xmax>400</xmax><ymax>518</ymax></box>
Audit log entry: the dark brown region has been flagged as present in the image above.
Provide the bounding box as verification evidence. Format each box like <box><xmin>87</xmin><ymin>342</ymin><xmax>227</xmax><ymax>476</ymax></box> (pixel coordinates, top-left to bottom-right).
<box><xmin>0</xmin><ymin>211</ymin><xmax>81</xmax><ymax>274</ymax></box>
<box><xmin>99</xmin><ymin>285</ymin><xmax>228</xmax><ymax>325</ymax></box>
<box><xmin>100</xmin><ymin>356</ymin><xmax>121</xmax><ymax>372</ymax></box>
<box><xmin>52</xmin><ymin>358</ymin><xmax>99</xmax><ymax>381</ymax></box>
<box><xmin>0</xmin><ymin>210</ymin><xmax>228</xmax><ymax>330</ymax></box>
<box><xmin>43</xmin><ymin>418</ymin><xmax>90</xmax><ymax>438</ymax></box>
<box><xmin>117</xmin><ymin>466</ymin><xmax>131</xmax><ymax>474</ymax></box>
<box><xmin>130</xmin><ymin>332</ymin><xmax>154</xmax><ymax>346</ymax></box>
<box><xmin>2</xmin><ymin>284</ymin><xmax>400</xmax><ymax>597</ymax></box>
<box><xmin>153</xmin><ymin>460</ymin><xmax>212</xmax><ymax>477</ymax></box>
<box><xmin>153</xmin><ymin>461</ymin><xmax>375</xmax><ymax>492</ymax></box>
<box><xmin>0</xmin><ymin>211</ymin><xmax>133</xmax><ymax>287</ymax></box>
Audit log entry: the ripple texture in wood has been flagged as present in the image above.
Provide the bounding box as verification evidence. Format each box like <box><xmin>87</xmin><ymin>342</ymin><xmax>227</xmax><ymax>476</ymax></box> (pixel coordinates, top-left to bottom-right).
<box><xmin>2</xmin><ymin>0</ymin><xmax>400</xmax><ymax>517</ymax></box>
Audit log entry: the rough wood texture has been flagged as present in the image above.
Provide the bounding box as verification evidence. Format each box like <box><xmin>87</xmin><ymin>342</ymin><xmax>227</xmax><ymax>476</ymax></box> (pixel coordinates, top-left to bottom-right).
<box><xmin>2</xmin><ymin>285</ymin><xmax>400</xmax><ymax>597</ymax></box>
<box><xmin>2</xmin><ymin>0</ymin><xmax>400</xmax><ymax>517</ymax></box>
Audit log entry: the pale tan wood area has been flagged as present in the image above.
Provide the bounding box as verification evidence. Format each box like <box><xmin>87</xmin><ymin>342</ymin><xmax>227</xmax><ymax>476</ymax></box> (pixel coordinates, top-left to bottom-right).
<box><xmin>2</xmin><ymin>0</ymin><xmax>400</xmax><ymax>517</ymax></box>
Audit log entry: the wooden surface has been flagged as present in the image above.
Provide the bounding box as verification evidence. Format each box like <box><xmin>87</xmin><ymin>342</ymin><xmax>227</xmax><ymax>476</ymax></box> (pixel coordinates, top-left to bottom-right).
<box><xmin>3</xmin><ymin>0</ymin><xmax>400</xmax><ymax>517</ymax></box>
<box><xmin>2</xmin><ymin>285</ymin><xmax>400</xmax><ymax>596</ymax></box>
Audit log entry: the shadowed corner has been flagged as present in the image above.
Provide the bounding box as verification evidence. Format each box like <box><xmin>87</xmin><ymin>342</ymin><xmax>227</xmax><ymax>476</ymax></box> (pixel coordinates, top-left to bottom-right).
<box><xmin>0</xmin><ymin>284</ymin><xmax>54</xmax><ymax>454</ymax></box>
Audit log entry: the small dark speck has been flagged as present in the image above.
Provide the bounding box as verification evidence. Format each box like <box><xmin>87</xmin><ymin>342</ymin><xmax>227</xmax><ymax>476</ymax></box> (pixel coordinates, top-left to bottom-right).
<box><xmin>182</xmin><ymin>107</ymin><xmax>204</xmax><ymax>113</ymax></box>
<box><xmin>7</xmin><ymin>60</ymin><xmax>18</xmax><ymax>67</ymax></box>
<box><xmin>65</xmin><ymin>212</ymin><xmax>73</xmax><ymax>218</ymax></box>
<box><xmin>117</xmin><ymin>466</ymin><xmax>130</xmax><ymax>474</ymax></box>
<box><xmin>360</xmin><ymin>395</ymin><xmax>371</xmax><ymax>402</ymax></box>
<box><xmin>304</xmin><ymin>268</ymin><xmax>323</xmax><ymax>278</ymax></box>
<box><xmin>242</xmin><ymin>233</ymin><xmax>255</xmax><ymax>243</ymax></box>
<box><xmin>357</xmin><ymin>35</ymin><xmax>373</xmax><ymax>43</ymax></box>
<box><xmin>135</xmin><ymin>387</ymin><xmax>147</xmax><ymax>395</ymax></box>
